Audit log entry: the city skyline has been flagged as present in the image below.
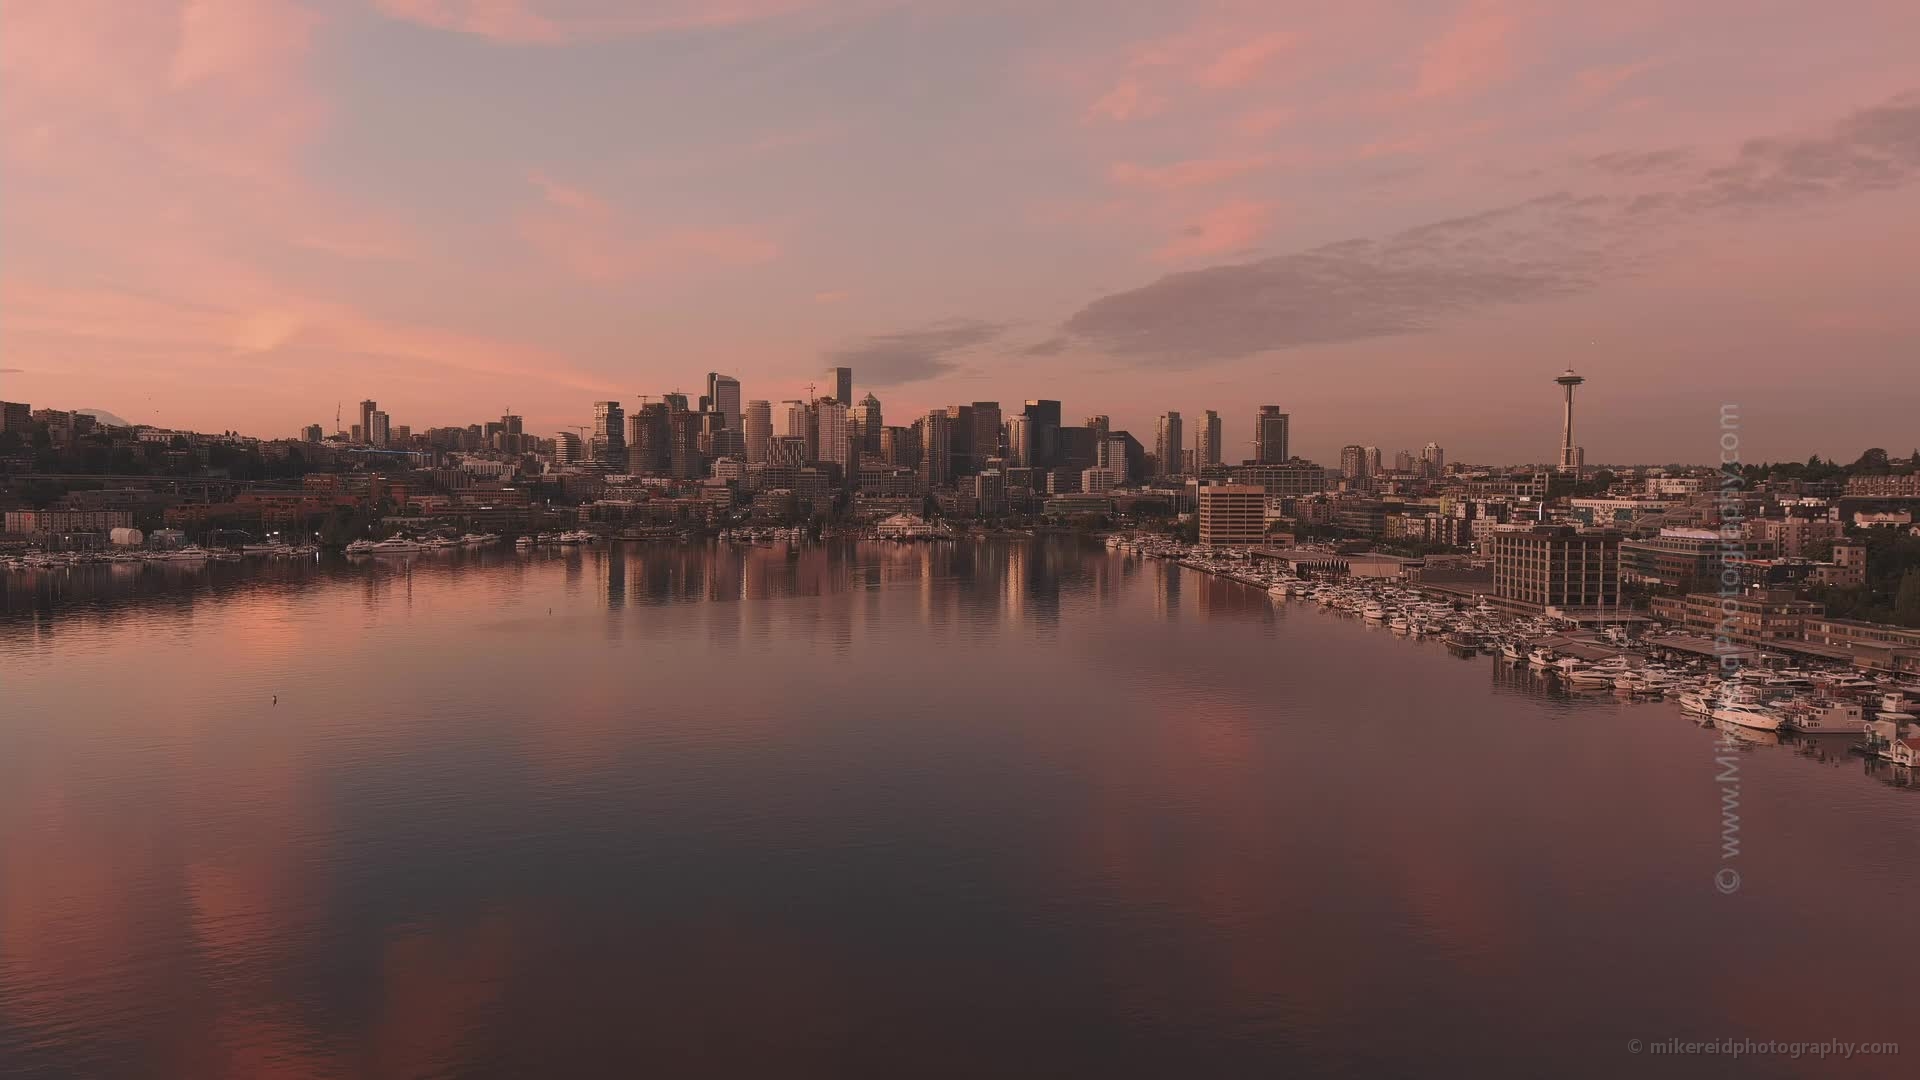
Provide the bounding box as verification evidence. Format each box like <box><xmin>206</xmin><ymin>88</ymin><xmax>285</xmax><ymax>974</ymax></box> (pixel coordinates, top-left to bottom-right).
<box><xmin>3</xmin><ymin>3</ymin><xmax>1918</xmax><ymax>464</ymax></box>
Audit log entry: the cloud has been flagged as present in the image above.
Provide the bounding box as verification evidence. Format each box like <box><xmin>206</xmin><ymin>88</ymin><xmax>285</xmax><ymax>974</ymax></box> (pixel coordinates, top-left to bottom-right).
<box><xmin>1155</xmin><ymin>200</ymin><xmax>1274</xmax><ymax>262</ymax></box>
<box><xmin>1060</xmin><ymin>92</ymin><xmax>1920</xmax><ymax>363</ymax></box>
<box><xmin>372</xmin><ymin>0</ymin><xmax>823</xmax><ymax>44</ymax></box>
<box><xmin>1195</xmin><ymin>32</ymin><xmax>1297</xmax><ymax>89</ymax></box>
<box><xmin>518</xmin><ymin>172</ymin><xmax>778</xmax><ymax>281</ymax></box>
<box><xmin>1108</xmin><ymin>155</ymin><xmax>1274</xmax><ymax>192</ymax></box>
<box><xmin>1414</xmin><ymin>1</ymin><xmax>1513</xmax><ymax>99</ymax></box>
<box><xmin>1085</xmin><ymin>77</ymin><xmax>1164</xmax><ymax>124</ymax></box>
<box><xmin>825</xmin><ymin>319</ymin><xmax>1005</xmax><ymax>386</ymax></box>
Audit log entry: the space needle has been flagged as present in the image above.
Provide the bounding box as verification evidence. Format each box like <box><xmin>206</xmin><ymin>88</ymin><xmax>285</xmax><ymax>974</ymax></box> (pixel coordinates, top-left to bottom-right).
<box><xmin>1555</xmin><ymin>368</ymin><xmax>1585</xmax><ymax>474</ymax></box>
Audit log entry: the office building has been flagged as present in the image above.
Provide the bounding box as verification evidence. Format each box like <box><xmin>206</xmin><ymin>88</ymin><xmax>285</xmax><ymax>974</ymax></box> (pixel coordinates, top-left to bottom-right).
<box><xmin>919</xmin><ymin>410</ymin><xmax>951</xmax><ymax>488</ymax></box>
<box><xmin>1023</xmin><ymin>400</ymin><xmax>1060</xmax><ymax>468</ymax></box>
<box><xmin>1196</xmin><ymin>485</ymin><xmax>1266</xmax><ymax>547</ymax></box>
<box><xmin>1253</xmin><ymin>406</ymin><xmax>1289</xmax><ymax>464</ymax></box>
<box><xmin>1155</xmin><ymin>412</ymin><xmax>1183</xmax><ymax>477</ymax></box>
<box><xmin>1198</xmin><ymin>410</ymin><xmax>1222</xmax><ymax>468</ymax></box>
<box><xmin>971</xmin><ymin>402</ymin><xmax>1002</xmax><ymax>467</ymax></box>
<box><xmin>742</xmin><ymin>400</ymin><xmax>773</xmax><ymax>464</ymax></box>
<box><xmin>1228</xmin><ymin>463</ymin><xmax>1328</xmax><ymax>497</ymax></box>
<box><xmin>827</xmin><ymin>366</ymin><xmax>853</xmax><ymax>405</ymax></box>
<box><xmin>1491</xmin><ymin>524</ymin><xmax>1621</xmax><ymax>612</ymax></box>
<box><xmin>1422</xmin><ymin>442</ymin><xmax>1445</xmax><ymax>476</ymax></box>
<box><xmin>592</xmin><ymin>400</ymin><xmax>626</xmax><ymax>468</ymax></box>
<box><xmin>1340</xmin><ymin>444</ymin><xmax>1368</xmax><ymax>480</ymax></box>
<box><xmin>359</xmin><ymin>400</ymin><xmax>377</xmax><ymax>445</ymax></box>
<box><xmin>369</xmin><ymin>410</ymin><xmax>391</xmax><ymax>448</ymax></box>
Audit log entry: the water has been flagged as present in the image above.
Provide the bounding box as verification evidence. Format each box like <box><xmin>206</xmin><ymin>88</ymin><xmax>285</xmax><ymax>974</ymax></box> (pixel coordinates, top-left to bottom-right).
<box><xmin>1</xmin><ymin>540</ymin><xmax>1912</xmax><ymax>1078</ymax></box>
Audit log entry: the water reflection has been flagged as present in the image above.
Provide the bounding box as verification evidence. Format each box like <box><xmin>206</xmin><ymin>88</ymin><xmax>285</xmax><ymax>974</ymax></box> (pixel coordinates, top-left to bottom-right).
<box><xmin>2</xmin><ymin>540</ymin><xmax>1914</xmax><ymax>1078</ymax></box>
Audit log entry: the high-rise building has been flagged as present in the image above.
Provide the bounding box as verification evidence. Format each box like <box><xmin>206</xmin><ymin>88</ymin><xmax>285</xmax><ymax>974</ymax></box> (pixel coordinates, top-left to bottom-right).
<box><xmin>768</xmin><ymin>435</ymin><xmax>807</xmax><ymax>467</ymax></box>
<box><xmin>944</xmin><ymin>404</ymin><xmax>976</xmax><ymax>475</ymax></box>
<box><xmin>705</xmin><ymin>373</ymin><xmax>742</xmax><ymax>433</ymax></box>
<box><xmin>1422</xmin><ymin>442</ymin><xmax>1446</xmax><ymax>476</ymax></box>
<box><xmin>301</xmin><ymin>424</ymin><xmax>323</xmax><ymax>443</ymax></box>
<box><xmin>743</xmin><ymin>400</ymin><xmax>773</xmax><ymax>464</ymax></box>
<box><xmin>1341</xmin><ymin>444</ymin><xmax>1368</xmax><ymax>479</ymax></box>
<box><xmin>1005</xmin><ymin>416</ymin><xmax>1032</xmax><ymax>466</ymax></box>
<box><xmin>370</xmin><ymin>410</ymin><xmax>391</xmax><ymax>448</ymax></box>
<box><xmin>816</xmin><ymin>399</ymin><xmax>851</xmax><ymax>469</ymax></box>
<box><xmin>627</xmin><ymin>403</ymin><xmax>670</xmax><ymax>473</ymax></box>
<box><xmin>1253</xmin><ymin>406</ymin><xmax>1289</xmax><ymax>464</ymax></box>
<box><xmin>1155</xmin><ymin>412</ymin><xmax>1184</xmax><ymax>477</ymax></box>
<box><xmin>851</xmin><ymin>393</ymin><xmax>884</xmax><ymax>456</ymax></box>
<box><xmin>1364</xmin><ymin>446</ymin><xmax>1382</xmax><ymax>475</ymax></box>
<box><xmin>1083</xmin><ymin>415</ymin><xmax>1109</xmax><ymax>442</ymax></box>
<box><xmin>971</xmin><ymin>402</ymin><xmax>1002</xmax><ymax>468</ymax></box>
<box><xmin>592</xmin><ymin>400</ymin><xmax>626</xmax><ymax>467</ymax></box>
<box><xmin>358</xmin><ymin>400</ymin><xmax>377</xmax><ymax>445</ymax></box>
<box><xmin>662</xmin><ymin>392</ymin><xmax>690</xmax><ymax>412</ymax></box>
<box><xmin>554</xmin><ymin>431</ymin><xmax>583</xmax><ymax>464</ymax></box>
<box><xmin>1023</xmin><ymin>400</ymin><xmax>1060</xmax><ymax>468</ymax></box>
<box><xmin>920</xmin><ymin>410</ymin><xmax>951</xmax><ymax>488</ymax></box>
<box><xmin>0</xmin><ymin>401</ymin><xmax>32</xmax><ymax>433</ymax></box>
<box><xmin>1493</xmin><ymin>524</ymin><xmax>1620</xmax><ymax>611</ymax></box>
<box><xmin>1199</xmin><ymin>410</ymin><xmax>1223</xmax><ymax>468</ymax></box>
<box><xmin>1394</xmin><ymin>449</ymin><xmax>1415</xmax><ymax>474</ymax></box>
<box><xmin>828</xmin><ymin>366</ymin><xmax>853</xmax><ymax>406</ymax></box>
<box><xmin>1100</xmin><ymin>437</ymin><xmax>1129</xmax><ymax>482</ymax></box>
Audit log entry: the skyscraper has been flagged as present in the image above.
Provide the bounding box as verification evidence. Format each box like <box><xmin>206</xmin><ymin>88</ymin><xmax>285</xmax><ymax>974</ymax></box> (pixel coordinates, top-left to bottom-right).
<box><xmin>816</xmin><ymin>398</ymin><xmax>851</xmax><ymax>469</ymax></box>
<box><xmin>1199</xmin><ymin>410</ymin><xmax>1222</xmax><ymax>468</ymax></box>
<box><xmin>851</xmin><ymin>393</ymin><xmax>884</xmax><ymax>456</ymax></box>
<box><xmin>945</xmin><ymin>404</ymin><xmax>975</xmax><ymax>475</ymax></box>
<box><xmin>1023</xmin><ymin>400</ymin><xmax>1060</xmax><ymax>468</ymax></box>
<box><xmin>592</xmin><ymin>400</ymin><xmax>625</xmax><ymax>467</ymax></box>
<box><xmin>359</xmin><ymin>399</ymin><xmax>377</xmax><ymax>445</ymax></box>
<box><xmin>971</xmin><ymin>402</ymin><xmax>1002</xmax><ymax>469</ymax></box>
<box><xmin>1005</xmin><ymin>415</ymin><xmax>1032</xmax><ymax>467</ymax></box>
<box><xmin>743</xmin><ymin>400</ymin><xmax>773</xmax><ymax>464</ymax></box>
<box><xmin>1364</xmin><ymin>446</ymin><xmax>1382</xmax><ymax>475</ymax></box>
<box><xmin>828</xmin><ymin>366</ymin><xmax>853</xmax><ymax>405</ymax></box>
<box><xmin>1422</xmin><ymin>442</ymin><xmax>1446</xmax><ymax>476</ymax></box>
<box><xmin>628</xmin><ymin>403</ymin><xmax>670</xmax><ymax>473</ymax></box>
<box><xmin>369</xmin><ymin>410</ymin><xmax>391</xmax><ymax>448</ymax></box>
<box><xmin>1155</xmin><ymin>412</ymin><xmax>1183</xmax><ymax>477</ymax></box>
<box><xmin>1340</xmin><ymin>444</ymin><xmax>1368</xmax><ymax>479</ymax></box>
<box><xmin>706</xmin><ymin>372</ymin><xmax>742</xmax><ymax>432</ymax></box>
<box><xmin>920</xmin><ymin>410</ymin><xmax>951</xmax><ymax>488</ymax></box>
<box><xmin>1253</xmin><ymin>406</ymin><xmax>1290</xmax><ymax>464</ymax></box>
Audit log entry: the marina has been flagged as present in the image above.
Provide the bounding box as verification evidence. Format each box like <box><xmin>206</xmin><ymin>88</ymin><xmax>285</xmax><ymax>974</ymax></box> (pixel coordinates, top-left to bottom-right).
<box><xmin>1105</xmin><ymin>532</ymin><xmax>1920</xmax><ymax>775</ymax></box>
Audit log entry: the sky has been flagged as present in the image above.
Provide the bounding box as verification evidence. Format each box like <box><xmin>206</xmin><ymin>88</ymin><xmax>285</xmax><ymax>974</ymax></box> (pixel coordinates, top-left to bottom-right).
<box><xmin>1</xmin><ymin>0</ymin><xmax>1916</xmax><ymax>466</ymax></box>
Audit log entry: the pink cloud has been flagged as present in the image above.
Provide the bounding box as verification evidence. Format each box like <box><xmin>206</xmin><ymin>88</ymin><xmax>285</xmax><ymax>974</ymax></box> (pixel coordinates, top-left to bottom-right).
<box><xmin>1085</xmin><ymin>77</ymin><xmax>1164</xmax><ymax>124</ymax></box>
<box><xmin>1414</xmin><ymin>1</ymin><xmax>1514</xmax><ymax>99</ymax></box>
<box><xmin>1232</xmin><ymin>106</ymin><xmax>1295</xmax><ymax>138</ymax></box>
<box><xmin>1155</xmin><ymin>199</ymin><xmax>1273</xmax><ymax>262</ymax></box>
<box><xmin>373</xmin><ymin>0</ymin><xmax>824</xmax><ymax>44</ymax></box>
<box><xmin>519</xmin><ymin>172</ymin><xmax>779</xmax><ymax>282</ymax></box>
<box><xmin>813</xmin><ymin>290</ymin><xmax>850</xmax><ymax>304</ymax></box>
<box><xmin>1108</xmin><ymin>154</ymin><xmax>1274</xmax><ymax>192</ymax></box>
<box><xmin>1195</xmin><ymin>31</ymin><xmax>1298</xmax><ymax>89</ymax></box>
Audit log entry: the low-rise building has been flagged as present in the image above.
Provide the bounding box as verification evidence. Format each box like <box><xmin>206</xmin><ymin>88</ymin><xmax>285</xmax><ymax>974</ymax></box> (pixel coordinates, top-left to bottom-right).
<box><xmin>1196</xmin><ymin>484</ymin><xmax>1266</xmax><ymax>547</ymax></box>
<box><xmin>1647</xmin><ymin>589</ymin><xmax>1824</xmax><ymax>646</ymax></box>
<box><xmin>1490</xmin><ymin>524</ymin><xmax>1621</xmax><ymax>613</ymax></box>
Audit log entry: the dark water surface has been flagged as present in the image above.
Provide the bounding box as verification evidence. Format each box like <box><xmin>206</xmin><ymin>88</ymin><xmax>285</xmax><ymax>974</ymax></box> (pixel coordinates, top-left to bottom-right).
<box><xmin>2</xmin><ymin>540</ymin><xmax>1913</xmax><ymax>1078</ymax></box>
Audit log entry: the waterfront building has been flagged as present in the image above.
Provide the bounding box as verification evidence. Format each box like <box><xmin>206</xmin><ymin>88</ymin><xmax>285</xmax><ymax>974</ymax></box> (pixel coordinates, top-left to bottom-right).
<box><xmin>1155</xmin><ymin>412</ymin><xmax>1183</xmax><ymax>477</ymax></box>
<box><xmin>1648</xmin><ymin>589</ymin><xmax>1824</xmax><ymax>646</ymax></box>
<box><xmin>1196</xmin><ymin>484</ymin><xmax>1266</xmax><ymax>547</ymax></box>
<box><xmin>1620</xmin><ymin>528</ymin><xmax>1777</xmax><ymax>592</ymax></box>
<box><xmin>1253</xmin><ymin>406</ymin><xmax>1289</xmax><ymax>464</ymax></box>
<box><xmin>1490</xmin><ymin>524</ymin><xmax>1621</xmax><ymax>613</ymax></box>
<box><xmin>4</xmin><ymin>510</ymin><xmax>135</xmax><ymax>535</ymax></box>
<box><xmin>876</xmin><ymin>513</ymin><xmax>936</xmax><ymax>538</ymax></box>
<box><xmin>1799</xmin><ymin>616</ymin><xmax>1920</xmax><ymax>675</ymax></box>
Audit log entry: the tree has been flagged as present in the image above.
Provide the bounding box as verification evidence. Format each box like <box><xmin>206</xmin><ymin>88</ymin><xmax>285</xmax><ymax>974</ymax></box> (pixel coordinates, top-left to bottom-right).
<box><xmin>1852</xmin><ymin>447</ymin><xmax>1891</xmax><ymax>475</ymax></box>
<box><xmin>1897</xmin><ymin>568</ymin><xmax>1920</xmax><ymax>626</ymax></box>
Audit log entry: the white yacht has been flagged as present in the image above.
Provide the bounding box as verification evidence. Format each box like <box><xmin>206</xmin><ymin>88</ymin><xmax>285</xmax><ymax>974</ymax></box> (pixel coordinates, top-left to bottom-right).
<box><xmin>345</xmin><ymin>539</ymin><xmax>378</xmax><ymax>554</ymax></box>
<box><xmin>367</xmin><ymin>537</ymin><xmax>425</xmax><ymax>554</ymax></box>
<box><xmin>1712</xmin><ymin>701</ymin><xmax>1784</xmax><ymax>732</ymax></box>
<box><xmin>1362</xmin><ymin>602</ymin><xmax>1387</xmax><ymax>622</ymax></box>
<box><xmin>156</xmin><ymin>545</ymin><xmax>212</xmax><ymax>562</ymax></box>
<box><xmin>1677</xmin><ymin>690</ymin><xmax>1713</xmax><ymax>716</ymax></box>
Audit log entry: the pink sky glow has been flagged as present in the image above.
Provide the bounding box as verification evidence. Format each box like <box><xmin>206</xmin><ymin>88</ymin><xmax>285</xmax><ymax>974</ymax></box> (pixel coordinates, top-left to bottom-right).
<box><xmin>2</xmin><ymin>0</ymin><xmax>1916</xmax><ymax>464</ymax></box>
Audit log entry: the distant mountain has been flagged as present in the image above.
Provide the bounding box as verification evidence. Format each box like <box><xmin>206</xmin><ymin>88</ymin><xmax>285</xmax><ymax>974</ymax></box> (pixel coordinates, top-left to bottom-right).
<box><xmin>77</xmin><ymin>408</ymin><xmax>132</xmax><ymax>427</ymax></box>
